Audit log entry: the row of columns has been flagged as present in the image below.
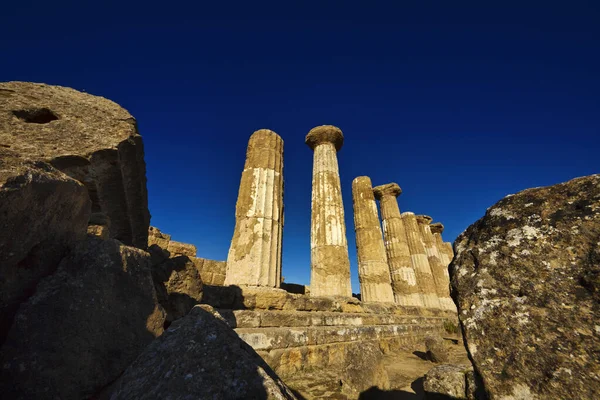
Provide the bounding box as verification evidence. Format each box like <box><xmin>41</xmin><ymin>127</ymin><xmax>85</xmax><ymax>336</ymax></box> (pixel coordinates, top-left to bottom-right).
<box><xmin>224</xmin><ymin>125</ymin><xmax>455</xmax><ymax>311</ymax></box>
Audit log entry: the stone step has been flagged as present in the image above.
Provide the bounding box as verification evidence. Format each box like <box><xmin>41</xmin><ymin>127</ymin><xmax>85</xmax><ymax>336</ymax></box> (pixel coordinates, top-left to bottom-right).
<box><xmin>216</xmin><ymin>308</ymin><xmax>446</xmax><ymax>329</ymax></box>
<box><xmin>235</xmin><ymin>323</ymin><xmax>443</xmax><ymax>351</ymax></box>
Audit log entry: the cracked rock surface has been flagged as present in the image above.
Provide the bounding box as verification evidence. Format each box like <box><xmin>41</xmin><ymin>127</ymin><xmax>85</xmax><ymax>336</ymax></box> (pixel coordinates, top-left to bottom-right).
<box><xmin>450</xmin><ymin>174</ymin><xmax>600</xmax><ymax>400</ymax></box>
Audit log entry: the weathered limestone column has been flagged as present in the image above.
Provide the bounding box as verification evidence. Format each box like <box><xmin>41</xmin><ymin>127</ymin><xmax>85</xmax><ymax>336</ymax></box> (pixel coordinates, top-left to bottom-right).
<box><xmin>306</xmin><ymin>125</ymin><xmax>351</xmax><ymax>297</ymax></box>
<box><xmin>373</xmin><ymin>184</ymin><xmax>424</xmax><ymax>307</ymax></box>
<box><xmin>225</xmin><ymin>129</ymin><xmax>284</xmax><ymax>287</ymax></box>
<box><xmin>430</xmin><ymin>222</ymin><xmax>457</xmax><ymax>312</ymax></box>
<box><xmin>401</xmin><ymin>212</ymin><xmax>441</xmax><ymax>309</ymax></box>
<box><xmin>417</xmin><ymin>216</ymin><xmax>455</xmax><ymax>311</ymax></box>
<box><xmin>352</xmin><ymin>176</ymin><xmax>394</xmax><ymax>303</ymax></box>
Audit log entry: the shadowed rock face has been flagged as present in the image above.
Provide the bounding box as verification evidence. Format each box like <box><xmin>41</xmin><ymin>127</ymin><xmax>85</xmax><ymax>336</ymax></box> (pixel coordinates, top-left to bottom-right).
<box><xmin>110</xmin><ymin>305</ymin><xmax>297</xmax><ymax>400</ymax></box>
<box><xmin>451</xmin><ymin>174</ymin><xmax>600</xmax><ymax>400</ymax></box>
<box><xmin>0</xmin><ymin>149</ymin><xmax>90</xmax><ymax>343</ymax></box>
<box><xmin>0</xmin><ymin>81</ymin><xmax>150</xmax><ymax>248</ymax></box>
<box><xmin>0</xmin><ymin>237</ymin><xmax>165</xmax><ymax>400</ymax></box>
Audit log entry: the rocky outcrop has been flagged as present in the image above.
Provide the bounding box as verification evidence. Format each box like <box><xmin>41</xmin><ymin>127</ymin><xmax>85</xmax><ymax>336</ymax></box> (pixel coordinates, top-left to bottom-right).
<box><xmin>0</xmin><ymin>237</ymin><xmax>165</xmax><ymax>400</ymax></box>
<box><xmin>110</xmin><ymin>305</ymin><xmax>297</xmax><ymax>399</ymax></box>
<box><xmin>0</xmin><ymin>149</ymin><xmax>90</xmax><ymax>343</ymax></box>
<box><xmin>425</xmin><ymin>335</ymin><xmax>449</xmax><ymax>363</ymax></box>
<box><xmin>153</xmin><ymin>255</ymin><xmax>203</xmax><ymax>324</ymax></box>
<box><xmin>451</xmin><ymin>174</ymin><xmax>600</xmax><ymax>399</ymax></box>
<box><xmin>424</xmin><ymin>364</ymin><xmax>474</xmax><ymax>400</ymax></box>
<box><xmin>0</xmin><ymin>82</ymin><xmax>150</xmax><ymax>248</ymax></box>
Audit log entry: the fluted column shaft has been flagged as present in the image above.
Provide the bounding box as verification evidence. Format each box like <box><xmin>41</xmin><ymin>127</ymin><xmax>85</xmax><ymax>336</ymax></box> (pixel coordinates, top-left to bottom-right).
<box><xmin>225</xmin><ymin>129</ymin><xmax>283</xmax><ymax>287</ymax></box>
<box><xmin>401</xmin><ymin>212</ymin><xmax>441</xmax><ymax>309</ymax></box>
<box><xmin>374</xmin><ymin>184</ymin><xmax>424</xmax><ymax>307</ymax></box>
<box><xmin>306</xmin><ymin>125</ymin><xmax>351</xmax><ymax>297</ymax></box>
<box><xmin>417</xmin><ymin>217</ymin><xmax>455</xmax><ymax>311</ymax></box>
<box><xmin>352</xmin><ymin>177</ymin><xmax>394</xmax><ymax>303</ymax></box>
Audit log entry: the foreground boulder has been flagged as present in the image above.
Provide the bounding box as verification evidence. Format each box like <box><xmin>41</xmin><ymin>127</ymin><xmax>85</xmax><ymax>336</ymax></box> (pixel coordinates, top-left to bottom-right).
<box><xmin>152</xmin><ymin>255</ymin><xmax>203</xmax><ymax>323</ymax></box>
<box><xmin>0</xmin><ymin>81</ymin><xmax>150</xmax><ymax>248</ymax></box>
<box><xmin>425</xmin><ymin>335</ymin><xmax>449</xmax><ymax>363</ymax></box>
<box><xmin>0</xmin><ymin>149</ymin><xmax>90</xmax><ymax>343</ymax></box>
<box><xmin>451</xmin><ymin>174</ymin><xmax>600</xmax><ymax>399</ymax></box>
<box><xmin>110</xmin><ymin>305</ymin><xmax>297</xmax><ymax>399</ymax></box>
<box><xmin>0</xmin><ymin>237</ymin><xmax>165</xmax><ymax>400</ymax></box>
<box><xmin>424</xmin><ymin>364</ymin><xmax>475</xmax><ymax>400</ymax></box>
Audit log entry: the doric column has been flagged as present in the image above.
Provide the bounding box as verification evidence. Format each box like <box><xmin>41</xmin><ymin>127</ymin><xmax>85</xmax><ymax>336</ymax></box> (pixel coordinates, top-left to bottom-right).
<box><xmin>306</xmin><ymin>125</ymin><xmax>351</xmax><ymax>297</ymax></box>
<box><xmin>401</xmin><ymin>212</ymin><xmax>441</xmax><ymax>309</ymax></box>
<box><xmin>430</xmin><ymin>222</ymin><xmax>452</xmax><ymax>267</ymax></box>
<box><xmin>352</xmin><ymin>176</ymin><xmax>394</xmax><ymax>303</ymax></box>
<box><xmin>225</xmin><ymin>129</ymin><xmax>284</xmax><ymax>287</ymax></box>
<box><xmin>417</xmin><ymin>216</ymin><xmax>455</xmax><ymax>311</ymax></box>
<box><xmin>373</xmin><ymin>183</ymin><xmax>424</xmax><ymax>307</ymax></box>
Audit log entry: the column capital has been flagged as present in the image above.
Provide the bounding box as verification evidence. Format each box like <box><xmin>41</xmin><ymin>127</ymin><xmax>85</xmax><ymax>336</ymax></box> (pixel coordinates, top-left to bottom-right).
<box><xmin>305</xmin><ymin>125</ymin><xmax>344</xmax><ymax>151</ymax></box>
<box><xmin>430</xmin><ymin>222</ymin><xmax>444</xmax><ymax>234</ymax></box>
<box><xmin>373</xmin><ymin>183</ymin><xmax>402</xmax><ymax>199</ymax></box>
<box><xmin>416</xmin><ymin>215</ymin><xmax>433</xmax><ymax>225</ymax></box>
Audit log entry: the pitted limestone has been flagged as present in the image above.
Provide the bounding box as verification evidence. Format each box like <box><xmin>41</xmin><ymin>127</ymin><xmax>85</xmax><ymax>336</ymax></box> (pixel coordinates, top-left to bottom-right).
<box><xmin>352</xmin><ymin>176</ymin><xmax>394</xmax><ymax>303</ymax></box>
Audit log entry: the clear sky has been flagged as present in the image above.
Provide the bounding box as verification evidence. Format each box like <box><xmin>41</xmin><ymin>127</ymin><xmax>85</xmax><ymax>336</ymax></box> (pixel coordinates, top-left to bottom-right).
<box><xmin>2</xmin><ymin>1</ymin><xmax>598</xmax><ymax>291</ymax></box>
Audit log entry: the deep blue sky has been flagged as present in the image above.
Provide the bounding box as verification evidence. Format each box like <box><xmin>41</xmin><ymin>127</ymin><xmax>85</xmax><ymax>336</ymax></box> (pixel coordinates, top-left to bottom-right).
<box><xmin>2</xmin><ymin>1</ymin><xmax>598</xmax><ymax>290</ymax></box>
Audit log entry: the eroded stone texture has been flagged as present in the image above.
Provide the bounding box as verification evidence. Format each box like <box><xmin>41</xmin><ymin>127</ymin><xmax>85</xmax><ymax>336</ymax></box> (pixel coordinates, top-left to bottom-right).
<box><xmin>0</xmin><ymin>149</ymin><xmax>91</xmax><ymax>343</ymax></box>
<box><xmin>424</xmin><ymin>364</ymin><xmax>473</xmax><ymax>400</ymax></box>
<box><xmin>226</xmin><ymin>129</ymin><xmax>284</xmax><ymax>287</ymax></box>
<box><xmin>306</xmin><ymin>125</ymin><xmax>351</xmax><ymax>297</ymax></box>
<box><xmin>110</xmin><ymin>305</ymin><xmax>297</xmax><ymax>400</ymax></box>
<box><xmin>194</xmin><ymin>257</ymin><xmax>227</xmax><ymax>286</ymax></box>
<box><xmin>0</xmin><ymin>81</ymin><xmax>150</xmax><ymax>248</ymax></box>
<box><xmin>417</xmin><ymin>216</ymin><xmax>456</xmax><ymax>312</ymax></box>
<box><xmin>352</xmin><ymin>176</ymin><xmax>394</xmax><ymax>303</ymax></box>
<box><xmin>373</xmin><ymin>183</ymin><xmax>423</xmax><ymax>307</ymax></box>
<box><xmin>451</xmin><ymin>174</ymin><xmax>600</xmax><ymax>400</ymax></box>
<box><xmin>402</xmin><ymin>212</ymin><xmax>441</xmax><ymax>309</ymax></box>
<box><xmin>431</xmin><ymin>222</ymin><xmax>455</xmax><ymax>265</ymax></box>
<box><xmin>0</xmin><ymin>237</ymin><xmax>165</xmax><ymax>400</ymax></box>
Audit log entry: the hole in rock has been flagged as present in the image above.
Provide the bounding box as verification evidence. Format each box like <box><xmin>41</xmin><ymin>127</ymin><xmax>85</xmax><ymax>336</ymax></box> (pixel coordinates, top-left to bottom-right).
<box><xmin>12</xmin><ymin>108</ymin><xmax>59</xmax><ymax>124</ymax></box>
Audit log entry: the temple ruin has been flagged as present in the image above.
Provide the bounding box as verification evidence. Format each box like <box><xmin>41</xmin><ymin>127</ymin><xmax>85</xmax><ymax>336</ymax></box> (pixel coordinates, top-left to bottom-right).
<box><xmin>224</xmin><ymin>129</ymin><xmax>284</xmax><ymax>287</ymax></box>
<box><xmin>305</xmin><ymin>125</ymin><xmax>352</xmax><ymax>298</ymax></box>
<box><xmin>352</xmin><ymin>176</ymin><xmax>395</xmax><ymax>303</ymax></box>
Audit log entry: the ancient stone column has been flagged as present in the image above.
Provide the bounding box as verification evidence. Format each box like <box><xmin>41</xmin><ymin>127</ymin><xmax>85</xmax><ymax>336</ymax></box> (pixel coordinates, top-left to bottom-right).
<box><xmin>373</xmin><ymin>183</ymin><xmax>424</xmax><ymax>307</ymax></box>
<box><xmin>225</xmin><ymin>129</ymin><xmax>284</xmax><ymax>287</ymax></box>
<box><xmin>430</xmin><ymin>223</ymin><xmax>452</xmax><ymax>267</ymax></box>
<box><xmin>306</xmin><ymin>125</ymin><xmax>351</xmax><ymax>297</ymax></box>
<box><xmin>417</xmin><ymin>216</ymin><xmax>455</xmax><ymax>311</ymax></box>
<box><xmin>352</xmin><ymin>176</ymin><xmax>395</xmax><ymax>303</ymax></box>
<box><xmin>401</xmin><ymin>212</ymin><xmax>441</xmax><ymax>309</ymax></box>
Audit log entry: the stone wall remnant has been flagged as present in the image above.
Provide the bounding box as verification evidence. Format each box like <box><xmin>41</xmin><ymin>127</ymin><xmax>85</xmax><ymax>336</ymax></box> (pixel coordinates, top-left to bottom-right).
<box><xmin>402</xmin><ymin>212</ymin><xmax>441</xmax><ymax>309</ymax></box>
<box><xmin>373</xmin><ymin>183</ymin><xmax>423</xmax><ymax>307</ymax></box>
<box><xmin>306</xmin><ymin>125</ymin><xmax>351</xmax><ymax>297</ymax></box>
<box><xmin>351</xmin><ymin>176</ymin><xmax>394</xmax><ymax>303</ymax></box>
<box><xmin>417</xmin><ymin>215</ymin><xmax>456</xmax><ymax>312</ymax></box>
<box><xmin>225</xmin><ymin>129</ymin><xmax>284</xmax><ymax>287</ymax></box>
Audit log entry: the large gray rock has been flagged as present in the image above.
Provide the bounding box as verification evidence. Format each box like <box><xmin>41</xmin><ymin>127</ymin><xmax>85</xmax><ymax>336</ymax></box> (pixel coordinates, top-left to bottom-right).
<box><xmin>451</xmin><ymin>174</ymin><xmax>600</xmax><ymax>399</ymax></box>
<box><xmin>0</xmin><ymin>81</ymin><xmax>150</xmax><ymax>248</ymax></box>
<box><xmin>0</xmin><ymin>149</ymin><xmax>90</xmax><ymax>343</ymax></box>
<box><xmin>110</xmin><ymin>305</ymin><xmax>297</xmax><ymax>400</ymax></box>
<box><xmin>424</xmin><ymin>364</ymin><xmax>472</xmax><ymax>400</ymax></box>
<box><xmin>0</xmin><ymin>237</ymin><xmax>165</xmax><ymax>400</ymax></box>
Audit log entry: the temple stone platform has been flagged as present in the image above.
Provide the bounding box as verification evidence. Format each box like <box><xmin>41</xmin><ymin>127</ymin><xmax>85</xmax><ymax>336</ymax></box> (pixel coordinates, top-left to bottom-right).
<box><xmin>202</xmin><ymin>286</ymin><xmax>458</xmax><ymax>391</ymax></box>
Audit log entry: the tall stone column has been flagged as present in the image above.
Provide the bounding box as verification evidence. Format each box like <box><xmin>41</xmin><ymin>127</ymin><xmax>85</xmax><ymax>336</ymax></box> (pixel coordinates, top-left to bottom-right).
<box><xmin>352</xmin><ymin>176</ymin><xmax>394</xmax><ymax>303</ymax></box>
<box><xmin>225</xmin><ymin>129</ymin><xmax>284</xmax><ymax>287</ymax></box>
<box><xmin>430</xmin><ymin>223</ymin><xmax>452</xmax><ymax>267</ymax></box>
<box><xmin>401</xmin><ymin>212</ymin><xmax>441</xmax><ymax>309</ymax></box>
<box><xmin>373</xmin><ymin>184</ymin><xmax>424</xmax><ymax>307</ymax></box>
<box><xmin>306</xmin><ymin>125</ymin><xmax>351</xmax><ymax>297</ymax></box>
<box><xmin>417</xmin><ymin>216</ymin><xmax>455</xmax><ymax>311</ymax></box>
